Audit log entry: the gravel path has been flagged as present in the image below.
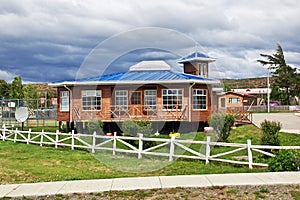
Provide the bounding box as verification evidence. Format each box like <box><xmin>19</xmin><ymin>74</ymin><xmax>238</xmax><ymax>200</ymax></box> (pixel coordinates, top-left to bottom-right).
<box><xmin>9</xmin><ymin>184</ymin><xmax>300</xmax><ymax>200</ymax></box>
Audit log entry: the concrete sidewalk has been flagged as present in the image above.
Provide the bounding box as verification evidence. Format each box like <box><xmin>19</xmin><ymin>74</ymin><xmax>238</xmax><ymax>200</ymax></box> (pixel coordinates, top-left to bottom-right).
<box><xmin>1</xmin><ymin>172</ymin><xmax>300</xmax><ymax>198</ymax></box>
<box><xmin>252</xmin><ymin>113</ymin><xmax>300</xmax><ymax>134</ymax></box>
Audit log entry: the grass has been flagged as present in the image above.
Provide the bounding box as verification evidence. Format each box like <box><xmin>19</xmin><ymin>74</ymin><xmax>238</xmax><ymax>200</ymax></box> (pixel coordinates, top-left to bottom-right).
<box><xmin>1</xmin><ymin>124</ymin><xmax>300</xmax><ymax>184</ymax></box>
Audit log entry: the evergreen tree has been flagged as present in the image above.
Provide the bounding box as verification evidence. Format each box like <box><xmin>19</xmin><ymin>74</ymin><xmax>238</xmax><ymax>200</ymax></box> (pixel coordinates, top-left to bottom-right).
<box><xmin>257</xmin><ymin>44</ymin><xmax>297</xmax><ymax>105</ymax></box>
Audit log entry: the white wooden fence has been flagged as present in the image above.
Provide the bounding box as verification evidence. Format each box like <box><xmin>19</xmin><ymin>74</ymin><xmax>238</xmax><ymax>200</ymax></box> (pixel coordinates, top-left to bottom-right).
<box><xmin>1</xmin><ymin>125</ymin><xmax>300</xmax><ymax>169</ymax></box>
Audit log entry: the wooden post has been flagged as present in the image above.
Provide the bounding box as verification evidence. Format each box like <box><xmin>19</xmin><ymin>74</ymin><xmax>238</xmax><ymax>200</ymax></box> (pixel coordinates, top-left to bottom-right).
<box><xmin>55</xmin><ymin>130</ymin><xmax>59</xmax><ymax>148</ymax></box>
<box><xmin>247</xmin><ymin>139</ymin><xmax>253</xmax><ymax>169</ymax></box>
<box><xmin>40</xmin><ymin>129</ymin><xmax>44</xmax><ymax>146</ymax></box>
<box><xmin>14</xmin><ymin>128</ymin><xmax>18</xmax><ymax>143</ymax></box>
<box><xmin>169</xmin><ymin>136</ymin><xmax>175</xmax><ymax>161</ymax></box>
<box><xmin>92</xmin><ymin>131</ymin><xmax>96</xmax><ymax>154</ymax></box>
<box><xmin>138</xmin><ymin>133</ymin><xmax>143</xmax><ymax>159</ymax></box>
<box><xmin>27</xmin><ymin>129</ymin><xmax>31</xmax><ymax>144</ymax></box>
<box><xmin>205</xmin><ymin>136</ymin><xmax>211</xmax><ymax>164</ymax></box>
<box><xmin>113</xmin><ymin>132</ymin><xmax>117</xmax><ymax>155</ymax></box>
<box><xmin>71</xmin><ymin>130</ymin><xmax>75</xmax><ymax>150</ymax></box>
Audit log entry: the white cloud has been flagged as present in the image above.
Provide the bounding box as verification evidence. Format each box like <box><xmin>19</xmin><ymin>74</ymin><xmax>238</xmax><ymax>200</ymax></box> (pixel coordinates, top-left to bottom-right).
<box><xmin>0</xmin><ymin>0</ymin><xmax>300</xmax><ymax>82</ymax></box>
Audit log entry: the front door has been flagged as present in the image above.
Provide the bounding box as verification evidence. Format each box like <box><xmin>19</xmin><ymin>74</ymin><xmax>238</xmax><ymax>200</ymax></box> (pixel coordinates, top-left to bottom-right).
<box><xmin>129</xmin><ymin>91</ymin><xmax>143</xmax><ymax>117</ymax></box>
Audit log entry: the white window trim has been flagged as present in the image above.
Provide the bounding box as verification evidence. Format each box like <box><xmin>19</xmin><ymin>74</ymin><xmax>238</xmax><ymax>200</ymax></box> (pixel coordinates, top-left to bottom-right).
<box><xmin>192</xmin><ymin>89</ymin><xmax>208</xmax><ymax>111</ymax></box>
<box><xmin>228</xmin><ymin>97</ymin><xmax>241</xmax><ymax>104</ymax></box>
<box><xmin>162</xmin><ymin>89</ymin><xmax>183</xmax><ymax>111</ymax></box>
<box><xmin>144</xmin><ymin>90</ymin><xmax>157</xmax><ymax>110</ymax></box>
<box><xmin>81</xmin><ymin>90</ymin><xmax>102</xmax><ymax>111</ymax></box>
<box><xmin>60</xmin><ymin>91</ymin><xmax>69</xmax><ymax>112</ymax></box>
<box><xmin>115</xmin><ymin>90</ymin><xmax>128</xmax><ymax>110</ymax></box>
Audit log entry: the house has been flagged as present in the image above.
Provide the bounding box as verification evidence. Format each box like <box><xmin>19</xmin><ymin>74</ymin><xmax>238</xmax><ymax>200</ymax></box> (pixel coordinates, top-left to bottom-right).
<box><xmin>225</xmin><ymin>91</ymin><xmax>257</xmax><ymax>109</ymax></box>
<box><xmin>50</xmin><ymin>51</ymin><xmax>223</xmax><ymax>132</ymax></box>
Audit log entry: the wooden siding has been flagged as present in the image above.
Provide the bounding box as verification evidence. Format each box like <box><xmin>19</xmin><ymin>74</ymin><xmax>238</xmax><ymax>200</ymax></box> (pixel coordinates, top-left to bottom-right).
<box><xmin>56</xmin><ymin>83</ymin><xmax>213</xmax><ymax>122</ymax></box>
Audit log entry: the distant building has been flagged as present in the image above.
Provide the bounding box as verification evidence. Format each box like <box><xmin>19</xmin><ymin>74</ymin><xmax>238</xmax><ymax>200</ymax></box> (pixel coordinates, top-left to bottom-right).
<box><xmin>50</xmin><ymin>51</ymin><xmax>223</xmax><ymax>132</ymax></box>
<box><xmin>225</xmin><ymin>91</ymin><xmax>257</xmax><ymax>109</ymax></box>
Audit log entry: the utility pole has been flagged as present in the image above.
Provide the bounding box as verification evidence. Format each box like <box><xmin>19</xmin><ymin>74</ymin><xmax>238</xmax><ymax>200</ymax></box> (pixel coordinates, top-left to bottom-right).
<box><xmin>267</xmin><ymin>68</ymin><xmax>270</xmax><ymax>113</ymax></box>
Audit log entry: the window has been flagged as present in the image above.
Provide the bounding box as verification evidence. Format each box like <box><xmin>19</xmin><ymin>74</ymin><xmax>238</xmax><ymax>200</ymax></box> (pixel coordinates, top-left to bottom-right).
<box><xmin>115</xmin><ymin>90</ymin><xmax>128</xmax><ymax>110</ymax></box>
<box><xmin>60</xmin><ymin>91</ymin><xmax>69</xmax><ymax>111</ymax></box>
<box><xmin>193</xmin><ymin>89</ymin><xmax>207</xmax><ymax>110</ymax></box>
<box><xmin>130</xmin><ymin>91</ymin><xmax>141</xmax><ymax>105</ymax></box>
<box><xmin>82</xmin><ymin>90</ymin><xmax>101</xmax><ymax>111</ymax></box>
<box><xmin>162</xmin><ymin>89</ymin><xmax>183</xmax><ymax>110</ymax></box>
<box><xmin>144</xmin><ymin>90</ymin><xmax>157</xmax><ymax>110</ymax></box>
<box><xmin>198</xmin><ymin>63</ymin><xmax>208</xmax><ymax>77</ymax></box>
<box><xmin>229</xmin><ymin>97</ymin><xmax>240</xmax><ymax>104</ymax></box>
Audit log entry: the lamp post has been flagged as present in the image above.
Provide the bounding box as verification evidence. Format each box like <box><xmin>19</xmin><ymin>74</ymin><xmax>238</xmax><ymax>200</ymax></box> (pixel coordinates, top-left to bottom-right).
<box><xmin>267</xmin><ymin>68</ymin><xmax>270</xmax><ymax>113</ymax></box>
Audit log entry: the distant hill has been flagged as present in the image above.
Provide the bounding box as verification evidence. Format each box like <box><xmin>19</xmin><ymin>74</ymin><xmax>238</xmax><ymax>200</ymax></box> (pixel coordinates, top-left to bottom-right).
<box><xmin>221</xmin><ymin>77</ymin><xmax>275</xmax><ymax>89</ymax></box>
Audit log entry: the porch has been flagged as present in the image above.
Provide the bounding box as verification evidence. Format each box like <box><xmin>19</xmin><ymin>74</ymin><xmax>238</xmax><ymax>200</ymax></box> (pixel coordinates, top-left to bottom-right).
<box><xmin>73</xmin><ymin>104</ymin><xmax>189</xmax><ymax>122</ymax></box>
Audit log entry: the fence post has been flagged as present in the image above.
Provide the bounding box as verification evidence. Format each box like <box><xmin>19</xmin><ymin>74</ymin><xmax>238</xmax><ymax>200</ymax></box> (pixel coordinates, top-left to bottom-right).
<box><xmin>55</xmin><ymin>130</ymin><xmax>59</xmax><ymax>148</ymax></box>
<box><xmin>247</xmin><ymin>139</ymin><xmax>253</xmax><ymax>169</ymax></box>
<box><xmin>169</xmin><ymin>136</ymin><xmax>175</xmax><ymax>161</ymax></box>
<box><xmin>92</xmin><ymin>131</ymin><xmax>96</xmax><ymax>154</ymax></box>
<box><xmin>40</xmin><ymin>129</ymin><xmax>44</xmax><ymax>146</ymax></box>
<box><xmin>113</xmin><ymin>132</ymin><xmax>117</xmax><ymax>155</ymax></box>
<box><xmin>27</xmin><ymin>129</ymin><xmax>31</xmax><ymax>144</ymax></box>
<box><xmin>71</xmin><ymin>130</ymin><xmax>75</xmax><ymax>150</ymax></box>
<box><xmin>14</xmin><ymin>128</ymin><xmax>18</xmax><ymax>143</ymax></box>
<box><xmin>2</xmin><ymin>124</ymin><xmax>6</xmax><ymax>141</ymax></box>
<box><xmin>138</xmin><ymin>133</ymin><xmax>143</xmax><ymax>159</ymax></box>
<box><xmin>205</xmin><ymin>136</ymin><xmax>211</xmax><ymax>164</ymax></box>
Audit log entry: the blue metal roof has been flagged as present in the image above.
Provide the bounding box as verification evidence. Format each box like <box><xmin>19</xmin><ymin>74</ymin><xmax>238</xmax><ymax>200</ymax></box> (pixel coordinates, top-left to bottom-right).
<box><xmin>177</xmin><ymin>51</ymin><xmax>216</xmax><ymax>63</ymax></box>
<box><xmin>75</xmin><ymin>70</ymin><xmax>215</xmax><ymax>82</ymax></box>
<box><xmin>51</xmin><ymin>69</ymin><xmax>217</xmax><ymax>85</ymax></box>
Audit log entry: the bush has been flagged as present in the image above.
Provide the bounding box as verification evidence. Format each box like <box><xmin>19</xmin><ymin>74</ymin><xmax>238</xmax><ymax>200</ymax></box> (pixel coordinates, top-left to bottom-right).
<box><xmin>268</xmin><ymin>150</ymin><xmax>300</xmax><ymax>172</ymax></box>
<box><xmin>208</xmin><ymin>113</ymin><xmax>235</xmax><ymax>142</ymax></box>
<box><xmin>88</xmin><ymin>120</ymin><xmax>104</xmax><ymax>134</ymax></box>
<box><xmin>122</xmin><ymin>120</ymin><xmax>152</xmax><ymax>137</ymax></box>
<box><xmin>260</xmin><ymin>120</ymin><xmax>281</xmax><ymax>146</ymax></box>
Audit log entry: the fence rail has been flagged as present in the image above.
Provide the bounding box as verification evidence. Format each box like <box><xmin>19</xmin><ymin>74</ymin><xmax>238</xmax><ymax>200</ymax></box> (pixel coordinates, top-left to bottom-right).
<box><xmin>1</xmin><ymin>125</ymin><xmax>300</xmax><ymax>169</ymax></box>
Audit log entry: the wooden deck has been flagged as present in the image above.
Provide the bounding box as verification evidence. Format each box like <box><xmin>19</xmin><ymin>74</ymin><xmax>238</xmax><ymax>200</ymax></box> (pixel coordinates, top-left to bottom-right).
<box><xmin>227</xmin><ymin>109</ymin><xmax>253</xmax><ymax>124</ymax></box>
<box><xmin>73</xmin><ymin>105</ymin><xmax>189</xmax><ymax>122</ymax></box>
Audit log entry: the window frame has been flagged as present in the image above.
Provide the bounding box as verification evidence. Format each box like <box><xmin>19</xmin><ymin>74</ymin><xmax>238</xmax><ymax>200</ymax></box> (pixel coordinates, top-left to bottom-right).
<box><xmin>81</xmin><ymin>90</ymin><xmax>102</xmax><ymax>111</ymax></box>
<box><xmin>162</xmin><ymin>89</ymin><xmax>183</xmax><ymax>111</ymax></box>
<box><xmin>115</xmin><ymin>90</ymin><xmax>128</xmax><ymax>110</ymax></box>
<box><xmin>228</xmin><ymin>97</ymin><xmax>241</xmax><ymax>104</ymax></box>
<box><xmin>144</xmin><ymin>90</ymin><xmax>157</xmax><ymax>110</ymax></box>
<box><xmin>60</xmin><ymin>91</ymin><xmax>69</xmax><ymax>112</ymax></box>
<box><xmin>192</xmin><ymin>89</ymin><xmax>207</xmax><ymax>110</ymax></box>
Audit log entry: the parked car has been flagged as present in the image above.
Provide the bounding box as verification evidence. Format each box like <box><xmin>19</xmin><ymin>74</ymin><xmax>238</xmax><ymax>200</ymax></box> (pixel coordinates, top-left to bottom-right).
<box><xmin>268</xmin><ymin>101</ymin><xmax>279</xmax><ymax>106</ymax></box>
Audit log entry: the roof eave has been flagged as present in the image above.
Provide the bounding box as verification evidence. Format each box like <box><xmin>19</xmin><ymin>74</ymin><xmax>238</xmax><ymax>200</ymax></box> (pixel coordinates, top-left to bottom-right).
<box><xmin>49</xmin><ymin>79</ymin><xmax>220</xmax><ymax>87</ymax></box>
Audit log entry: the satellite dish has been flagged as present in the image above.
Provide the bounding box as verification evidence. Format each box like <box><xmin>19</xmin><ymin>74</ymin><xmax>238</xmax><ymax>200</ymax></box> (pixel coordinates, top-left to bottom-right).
<box><xmin>15</xmin><ymin>107</ymin><xmax>29</xmax><ymax>122</ymax></box>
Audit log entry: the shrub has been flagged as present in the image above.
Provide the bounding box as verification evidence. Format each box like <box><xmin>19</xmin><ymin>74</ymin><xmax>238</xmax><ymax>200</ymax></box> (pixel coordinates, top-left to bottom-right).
<box><xmin>122</xmin><ymin>120</ymin><xmax>152</xmax><ymax>137</ymax></box>
<box><xmin>268</xmin><ymin>150</ymin><xmax>300</xmax><ymax>172</ymax></box>
<box><xmin>88</xmin><ymin>120</ymin><xmax>104</xmax><ymax>134</ymax></box>
<box><xmin>260</xmin><ymin>120</ymin><xmax>281</xmax><ymax>146</ymax></box>
<box><xmin>208</xmin><ymin>113</ymin><xmax>235</xmax><ymax>142</ymax></box>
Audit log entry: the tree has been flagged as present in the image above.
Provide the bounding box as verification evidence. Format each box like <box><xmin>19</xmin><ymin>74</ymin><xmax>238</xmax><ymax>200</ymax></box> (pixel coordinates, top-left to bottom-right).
<box><xmin>257</xmin><ymin>44</ymin><xmax>298</xmax><ymax>105</ymax></box>
<box><xmin>0</xmin><ymin>79</ymin><xmax>10</xmax><ymax>98</ymax></box>
<box><xmin>9</xmin><ymin>76</ymin><xmax>24</xmax><ymax>99</ymax></box>
<box><xmin>23</xmin><ymin>84</ymin><xmax>40</xmax><ymax>99</ymax></box>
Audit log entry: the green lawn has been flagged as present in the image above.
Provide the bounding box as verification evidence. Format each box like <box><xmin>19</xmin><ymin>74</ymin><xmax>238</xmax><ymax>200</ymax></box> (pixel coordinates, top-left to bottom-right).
<box><xmin>0</xmin><ymin>124</ymin><xmax>299</xmax><ymax>184</ymax></box>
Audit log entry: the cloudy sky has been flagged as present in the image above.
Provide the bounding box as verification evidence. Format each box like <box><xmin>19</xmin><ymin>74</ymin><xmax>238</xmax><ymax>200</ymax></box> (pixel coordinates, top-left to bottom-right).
<box><xmin>0</xmin><ymin>0</ymin><xmax>300</xmax><ymax>83</ymax></box>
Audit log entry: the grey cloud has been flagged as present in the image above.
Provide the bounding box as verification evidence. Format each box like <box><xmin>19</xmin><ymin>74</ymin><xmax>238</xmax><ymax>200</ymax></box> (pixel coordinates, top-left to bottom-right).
<box><xmin>0</xmin><ymin>0</ymin><xmax>299</xmax><ymax>82</ymax></box>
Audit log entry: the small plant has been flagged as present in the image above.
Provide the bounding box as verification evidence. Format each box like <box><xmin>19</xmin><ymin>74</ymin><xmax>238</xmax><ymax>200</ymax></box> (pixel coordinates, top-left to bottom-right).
<box><xmin>208</xmin><ymin>113</ymin><xmax>235</xmax><ymax>142</ymax></box>
<box><xmin>122</xmin><ymin>120</ymin><xmax>152</xmax><ymax>137</ymax></box>
<box><xmin>87</xmin><ymin>120</ymin><xmax>104</xmax><ymax>134</ymax></box>
<box><xmin>268</xmin><ymin>150</ymin><xmax>300</xmax><ymax>172</ymax></box>
<box><xmin>260</xmin><ymin>120</ymin><xmax>281</xmax><ymax>146</ymax></box>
